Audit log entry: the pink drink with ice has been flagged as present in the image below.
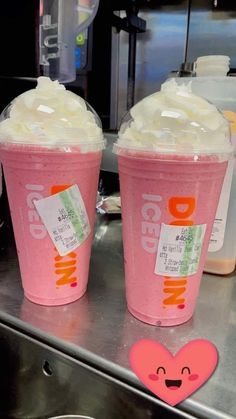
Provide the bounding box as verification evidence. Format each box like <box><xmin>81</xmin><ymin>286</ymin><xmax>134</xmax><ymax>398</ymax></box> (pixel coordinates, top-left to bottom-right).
<box><xmin>118</xmin><ymin>153</ymin><xmax>227</xmax><ymax>326</ymax></box>
<box><xmin>115</xmin><ymin>79</ymin><xmax>232</xmax><ymax>326</ymax></box>
<box><xmin>1</xmin><ymin>146</ymin><xmax>101</xmax><ymax>305</ymax></box>
<box><xmin>0</xmin><ymin>77</ymin><xmax>105</xmax><ymax>306</ymax></box>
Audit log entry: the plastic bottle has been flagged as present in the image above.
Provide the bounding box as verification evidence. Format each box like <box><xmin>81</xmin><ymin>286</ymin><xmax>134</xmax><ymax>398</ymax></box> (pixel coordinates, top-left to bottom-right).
<box><xmin>175</xmin><ymin>76</ymin><xmax>236</xmax><ymax>275</ymax></box>
<box><xmin>194</xmin><ymin>55</ymin><xmax>230</xmax><ymax>77</ymax></box>
<box><xmin>40</xmin><ymin>0</ymin><xmax>99</xmax><ymax>83</ymax></box>
<box><xmin>205</xmin><ymin>111</ymin><xmax>236</xmax><ymax>275</ymax></box>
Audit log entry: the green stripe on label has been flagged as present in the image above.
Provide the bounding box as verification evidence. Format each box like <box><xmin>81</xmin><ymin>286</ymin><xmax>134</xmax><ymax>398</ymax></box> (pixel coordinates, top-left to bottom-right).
<box><xmin>60</xmin><ymin>189</ymin><xmax>84</xmax><ymax>241</ymax></box>
<box><xmin>194</xmin><ymin>225</ymin><xmax>204</xmax><ymax>274</ymax></box>
<box><xmin>179</xmin><ymin>225</ymin><xmax>201</xmax><ymax>276</ymax></box>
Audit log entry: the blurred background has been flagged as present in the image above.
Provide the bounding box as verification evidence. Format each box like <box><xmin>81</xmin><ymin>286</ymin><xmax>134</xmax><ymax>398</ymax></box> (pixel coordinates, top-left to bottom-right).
<box><xmin>0</xmin><ymin>0</ymin><xmax>236</xmax><ymax>130</ymax></box>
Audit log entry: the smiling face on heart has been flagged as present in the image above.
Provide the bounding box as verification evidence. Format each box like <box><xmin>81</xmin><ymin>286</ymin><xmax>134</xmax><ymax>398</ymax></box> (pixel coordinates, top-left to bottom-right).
<box><xmin>129</xmin><ymin>339</ymin><xmax>218</xmax><ymax>406</ymax></box>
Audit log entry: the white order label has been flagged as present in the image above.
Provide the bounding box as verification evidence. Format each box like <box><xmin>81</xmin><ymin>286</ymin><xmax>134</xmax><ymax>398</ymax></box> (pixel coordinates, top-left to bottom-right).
<box><xmin>34</xmin><ymin>185</ymin><xmax>91</xmax><ymax>256</ymax></box>
<box><xmin>155</xmin><ymin>224</ymin><xmax>206</xmax><ymax>277</ymax></box>
<box><xmin>208</xmin><ymin>157</ymin><xmax>234</xmax><ymax>253</ymax></box>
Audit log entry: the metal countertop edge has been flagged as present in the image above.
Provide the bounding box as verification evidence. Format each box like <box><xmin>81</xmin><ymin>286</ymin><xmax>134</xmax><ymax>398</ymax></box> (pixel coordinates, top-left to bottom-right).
<box><xmin>0</xmin><ymin>310</ymin><xmax>234</xmax><ymax>419</ymax></box>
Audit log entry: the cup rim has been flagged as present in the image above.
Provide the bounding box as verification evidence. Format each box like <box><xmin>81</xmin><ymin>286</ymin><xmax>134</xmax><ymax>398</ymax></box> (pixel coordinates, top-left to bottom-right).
<box><xmin>113</xmin><ymin>143</ymin><xmax>233</xmax><ymax>162</ymax></box>
<box><xmin>48</xmin><ymin>415</ymin><xmax>95</xmax><ymax>419</ymax></box>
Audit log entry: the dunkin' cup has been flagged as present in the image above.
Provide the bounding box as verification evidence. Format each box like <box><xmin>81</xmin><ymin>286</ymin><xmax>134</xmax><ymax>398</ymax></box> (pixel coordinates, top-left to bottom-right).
<box><xmin>0</xmin><ymin>77</ymin><xmax>105</xmax><ymax>306</ymax></box>
<box><xmin>114</xmin><ymin>80</ymin><xmax>232</xmax><ymax>326</ymax></box>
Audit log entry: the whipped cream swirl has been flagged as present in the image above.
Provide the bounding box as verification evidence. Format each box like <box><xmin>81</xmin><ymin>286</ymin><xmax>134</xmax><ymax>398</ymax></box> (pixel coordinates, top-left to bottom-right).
<box><xmin>117</xmin><ymin>79</ymin><xmax>232</xmax><ymax>155</ymax></box>
<box><xmin>0</xmin><ymin>77</ymin><xmax>104</xmax><ymax>150</ymax></box>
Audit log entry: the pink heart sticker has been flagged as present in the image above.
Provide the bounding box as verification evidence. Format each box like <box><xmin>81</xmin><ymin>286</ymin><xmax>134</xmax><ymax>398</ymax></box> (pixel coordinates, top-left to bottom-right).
<box><xmin>129</xmin><ymin>339</ymin><xmax>218</xmax><ymax>406</ymax></box>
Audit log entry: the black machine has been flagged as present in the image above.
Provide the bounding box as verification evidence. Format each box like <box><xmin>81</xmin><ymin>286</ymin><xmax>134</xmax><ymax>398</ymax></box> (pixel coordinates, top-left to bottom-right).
<box><xmin>0</xmin><ymin>0</ymin><xmax>152</xmax><ymax>127</ymax></box>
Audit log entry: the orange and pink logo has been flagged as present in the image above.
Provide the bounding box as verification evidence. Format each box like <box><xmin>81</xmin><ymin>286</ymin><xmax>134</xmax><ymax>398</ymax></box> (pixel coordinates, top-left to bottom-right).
<box><xmin>51</xmin><ymin>185</ymin><xmax>78</xmax><ymax>288</ymax></box>
<box><xmin>141</xmin><ymin>193</ymin><xmax>197</xmax><ymax>309</ymax></box>
<box><xmin>26</xmin><ymin>183</ymin><xmax>78</xmax><ymax>289</ymax></box>
<box><xmin>163</xmin><ymin>196</ymin><xmax>196</xmax><ymax>308</ymax></box>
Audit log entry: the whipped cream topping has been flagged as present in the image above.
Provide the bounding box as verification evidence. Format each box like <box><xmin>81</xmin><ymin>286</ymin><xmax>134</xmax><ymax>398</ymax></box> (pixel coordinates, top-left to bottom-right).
<box><xmin>117</xmin><ymin>79</ymin><xmax>232</xmax><ymax>155</ymax></box>
<box><xmin>0</xmin><ymin>77</ymin><xmax>104</xmax><ymax>149</ymax></box>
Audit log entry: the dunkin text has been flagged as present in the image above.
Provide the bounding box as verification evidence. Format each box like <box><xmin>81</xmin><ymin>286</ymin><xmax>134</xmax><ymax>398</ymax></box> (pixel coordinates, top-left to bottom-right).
<box><xmin>141</xmin><ymin>194</ymin><xmax>196</xmax><ymax>307</ymax></box>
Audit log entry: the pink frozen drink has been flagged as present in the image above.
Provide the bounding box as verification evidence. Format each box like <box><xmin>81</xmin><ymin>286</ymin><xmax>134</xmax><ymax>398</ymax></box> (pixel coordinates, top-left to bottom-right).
<box><xmin>0</xmin><ymin>77</ymin><xmax>105</xmax><ymax>306</ymax></box>
<box><xmin>115</xmin><ymin>80</ymin><xmax>232</xmax><ymax>326</ymax></box>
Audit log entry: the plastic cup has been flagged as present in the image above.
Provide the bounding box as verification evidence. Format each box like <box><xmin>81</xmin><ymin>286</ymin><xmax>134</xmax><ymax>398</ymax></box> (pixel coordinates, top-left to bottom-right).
<box><xmin>114</xmin><ymin>86</ymin><xmax>232</xmax><ymax>326</ymax></box>
<box><xmin>117</xmin><ymin>152</ymin><xmax>229</xmax><ymax>326</ymax></box>
<box><xmin>0</xmin><ymin>82</ymin><xmax>105</xmax><ymax>306</ymax></box>
<box><xmin>0</xmin><ymin>144</ymin><xmax>102</xmax><ymax>306</ymax></box>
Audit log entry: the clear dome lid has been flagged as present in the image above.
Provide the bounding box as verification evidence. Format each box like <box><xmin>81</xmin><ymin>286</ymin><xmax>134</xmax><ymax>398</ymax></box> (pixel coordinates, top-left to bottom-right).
<box><xmin>0</xmin><ymin>77</ymin><xmax>105</xmax><ymax>152</ymax></box>
<box><xmin>114</xmin><ymin>80</ymin><xmax>233</xmax><ymax>161</ymax></box>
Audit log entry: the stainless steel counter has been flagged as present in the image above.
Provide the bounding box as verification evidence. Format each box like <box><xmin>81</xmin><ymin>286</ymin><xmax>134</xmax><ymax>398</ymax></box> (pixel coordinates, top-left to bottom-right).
<box><xmin>0</xmin><ymin>215</ymin><xmax>235</xmax><ymax>419</ymax></box>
